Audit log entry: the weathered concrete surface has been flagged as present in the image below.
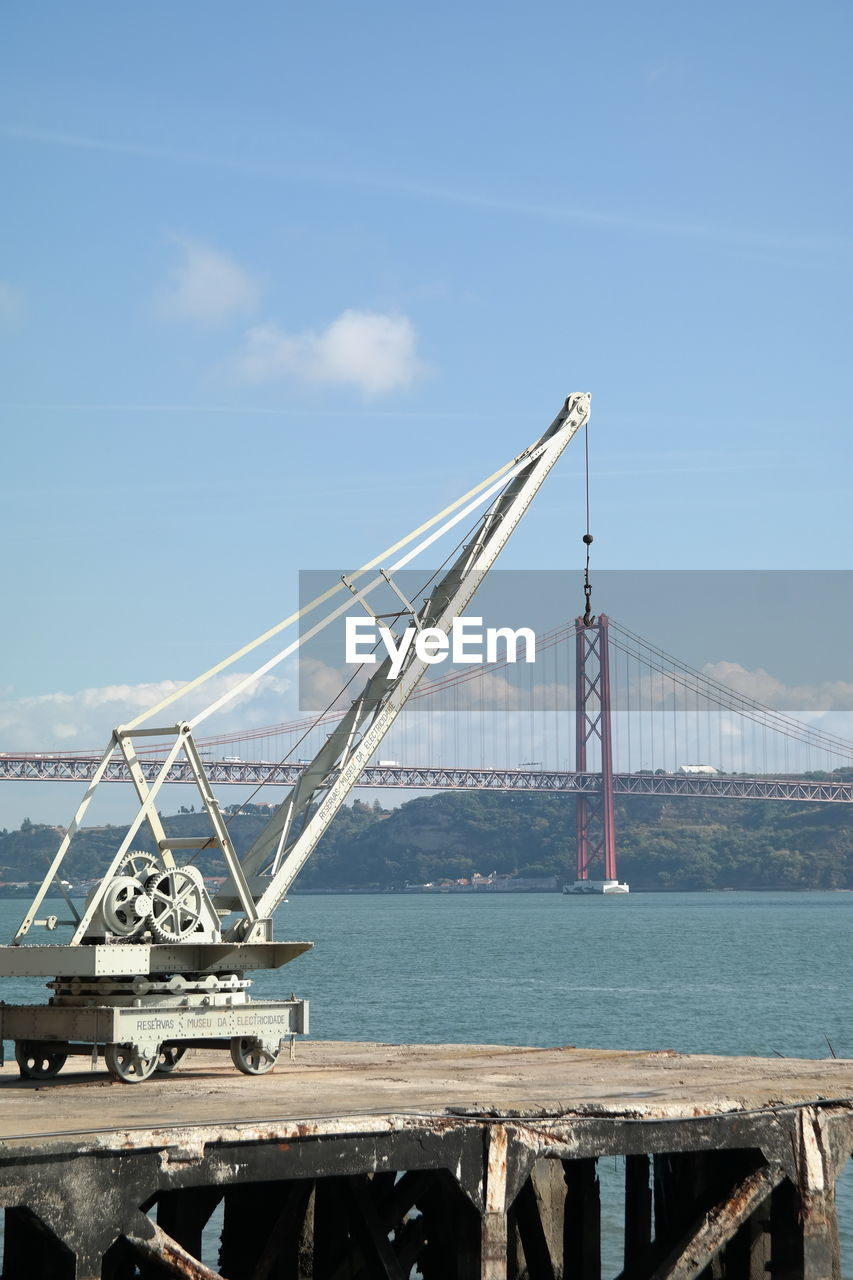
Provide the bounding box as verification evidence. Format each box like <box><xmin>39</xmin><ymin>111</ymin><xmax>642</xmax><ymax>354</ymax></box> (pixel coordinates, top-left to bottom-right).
<box><xmin>1</xmin><ymin>1041</ymin><xmax>852</xmax><ymax>1146</ymax></box>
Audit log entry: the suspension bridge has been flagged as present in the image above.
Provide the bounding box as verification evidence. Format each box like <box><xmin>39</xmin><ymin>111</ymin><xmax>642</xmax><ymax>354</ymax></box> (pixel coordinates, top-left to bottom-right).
<box><xmin>3</xmin><ymin>612</ymin><xmax>852</xmax><ymax>887</ymax></box>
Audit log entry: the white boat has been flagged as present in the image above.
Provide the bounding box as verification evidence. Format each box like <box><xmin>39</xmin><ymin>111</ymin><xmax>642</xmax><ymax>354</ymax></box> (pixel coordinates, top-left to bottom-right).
<box><xmin>562</xmin><ymin>879</ymin><xmax>630</xmax><ymax>895</ymax></box>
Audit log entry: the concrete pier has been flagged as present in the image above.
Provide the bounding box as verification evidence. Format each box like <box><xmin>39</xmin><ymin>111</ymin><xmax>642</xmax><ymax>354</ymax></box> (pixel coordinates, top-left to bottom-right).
<box><xmin>0</xmin><ymin>1041</ymin><xmax>851</xmax><ymax>1278</ymax></box>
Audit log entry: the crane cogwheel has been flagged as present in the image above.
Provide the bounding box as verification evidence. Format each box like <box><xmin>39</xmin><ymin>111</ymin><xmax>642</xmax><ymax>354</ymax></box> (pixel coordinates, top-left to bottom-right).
<box><xmin>101</xmin><ymin>875</ymin><xmax>152</xmax><ymax>937</ymax></box>
<box><xmin>145</xmin><ymin>868</ymin><xmax>205</xmax><ymax>944</ymax></box>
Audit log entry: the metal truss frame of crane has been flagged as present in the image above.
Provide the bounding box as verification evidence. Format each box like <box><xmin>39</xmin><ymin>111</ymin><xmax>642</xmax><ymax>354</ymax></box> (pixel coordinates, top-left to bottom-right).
<box><xmin>0</xmin><ymin>392</ymin><xmax>592</xmax><ymax>1082</ymax></box>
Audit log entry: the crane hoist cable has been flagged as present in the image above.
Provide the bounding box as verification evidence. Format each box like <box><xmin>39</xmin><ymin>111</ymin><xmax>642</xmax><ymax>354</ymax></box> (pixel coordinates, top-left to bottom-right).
<box><xmin>582</xmin><ymin>420</ymin><xmax>595</xmax><ymax>627</ymax></box>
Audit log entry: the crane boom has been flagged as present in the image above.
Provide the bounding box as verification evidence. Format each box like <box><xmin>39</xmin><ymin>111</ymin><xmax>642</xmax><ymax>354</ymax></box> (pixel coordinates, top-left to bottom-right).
<box><xmin>225</xmin><ymin>392</ymin><xmax>591</xmax><ymax>938</ymax></box>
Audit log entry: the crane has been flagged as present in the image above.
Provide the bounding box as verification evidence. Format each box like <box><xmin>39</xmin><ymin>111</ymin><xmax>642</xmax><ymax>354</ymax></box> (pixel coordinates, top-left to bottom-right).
<box><xmin>0</xmin><ymin>393</ymin><xmax>591</xmax><ymax>1081</ymax></box>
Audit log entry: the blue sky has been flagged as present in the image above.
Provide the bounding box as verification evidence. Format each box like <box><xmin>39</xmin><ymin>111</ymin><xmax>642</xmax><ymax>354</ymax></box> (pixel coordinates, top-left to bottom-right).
<box><xmin>2</xmin><ymin>1</ymin><xmax>851</xmax><ymax>824</ymax></box>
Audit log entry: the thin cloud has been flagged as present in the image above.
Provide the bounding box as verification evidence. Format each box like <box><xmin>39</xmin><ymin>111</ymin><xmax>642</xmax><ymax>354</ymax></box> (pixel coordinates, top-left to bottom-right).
<box><xmin>237</xmin><ymin>309</ymin><xmax>426</xmax><ymax>395</ymax></box>
<box><xmin>5</xmin><ymin>125</ymin><xmax>849</xmax><ymax>258</ymax></box>
<box><xmin>159</xmin><ymin>238</ymin><xmax>260</xmax><ymax>326</ymax></box>
<box><xmin>3</xmin><ymin>125</ymin><xmax>213</xmax><ymax>165</ymax></box>
<box><xmin>702</xmin><ymin>660</ymin><xmax>853</xmax><ymax>713</ymax></box>
<box><xmin>297</xmin><ymin>658</ymin><xmax>353</xmax><ymax>715</ymax></box>
<box><xmin>0</xmin><ymin>401</ymin><xmax>472</xmax><ymax>419</ymax></box>
<box><xmin>0</xmin><ymin>673</ymin><xmax>294</xmax><ymax>751</ymax></box>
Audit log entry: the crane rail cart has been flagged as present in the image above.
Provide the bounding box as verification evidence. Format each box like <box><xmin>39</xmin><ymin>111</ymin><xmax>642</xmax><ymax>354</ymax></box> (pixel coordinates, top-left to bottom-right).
<box><xmin>0</xmin><ymin>394</ymin><xmax>591</xmax><ymax>1082</ymax></box>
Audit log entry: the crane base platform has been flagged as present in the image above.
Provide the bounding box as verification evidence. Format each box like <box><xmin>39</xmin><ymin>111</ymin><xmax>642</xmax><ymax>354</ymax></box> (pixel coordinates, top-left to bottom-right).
<box><xmin>0</xmin><ymin>996</ymin><xmax>309</xmax><ymax>1083</ymax></box>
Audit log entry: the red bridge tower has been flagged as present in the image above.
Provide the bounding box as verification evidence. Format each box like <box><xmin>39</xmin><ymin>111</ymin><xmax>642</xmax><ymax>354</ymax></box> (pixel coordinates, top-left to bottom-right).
<box><xmin>572</xmin><ymin>614</ymin><xmax>627</xmax><ymax>892</ymax></box>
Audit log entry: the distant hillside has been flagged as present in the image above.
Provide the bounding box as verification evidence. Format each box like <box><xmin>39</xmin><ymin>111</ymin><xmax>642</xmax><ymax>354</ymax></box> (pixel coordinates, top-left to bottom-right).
<box><xmin>1</xmin><ymin>790</ymin><xmax>852</xmax><ymax>892</ymax></box>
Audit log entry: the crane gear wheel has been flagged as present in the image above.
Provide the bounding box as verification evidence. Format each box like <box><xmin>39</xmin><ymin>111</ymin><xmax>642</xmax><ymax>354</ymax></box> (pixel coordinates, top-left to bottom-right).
<box><xmin>101</xmin><ymin>876</ymin><xmax>152</xmax><ymax>937</ymax></box>
<box><xmin>145</xmin><ymin>868</ymin><xmax>205</xmax><ymax>943</ymax></box>
<box><xmin>119</xmin><ymin>850</ymin><xmax>163</xmax><ymax>879</ymax></box>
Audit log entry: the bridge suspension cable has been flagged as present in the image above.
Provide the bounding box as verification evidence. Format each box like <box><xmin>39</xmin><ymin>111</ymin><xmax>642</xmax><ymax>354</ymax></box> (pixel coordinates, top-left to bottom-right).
<box><xmin>607</xmin><ymin>619</ymin><xmax>853</xmax><ymax>764</ymax></box>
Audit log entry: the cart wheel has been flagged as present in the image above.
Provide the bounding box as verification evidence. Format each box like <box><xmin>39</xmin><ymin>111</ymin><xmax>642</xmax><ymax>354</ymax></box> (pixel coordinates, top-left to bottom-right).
<box><xmin>156</xmin><ymin>1046</ymin><xmax>188</xmax><ymax>1074</ymax></box>
<box><xmin>230</xmin><ymin>1036</ymin><xmax>280</xmax><ymax>1076</ymax></box>
<box><xmin>104</xmin><ymin>1042</ymin><xmax>159</xmax><ymax>1083</ymax></box>
<box><xmin>14</xmin><ymin>1041</ymin><xmax>68</xmax><ymax>1080</ymax></box>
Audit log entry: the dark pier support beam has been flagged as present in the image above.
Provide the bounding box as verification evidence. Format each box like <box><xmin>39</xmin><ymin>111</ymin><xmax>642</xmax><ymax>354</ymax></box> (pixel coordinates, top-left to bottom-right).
<box><xmin>769</xmin><ymin>1179</ymin><xmax>804</xmax><ymax>1280</ymax></box>
<box><xmin>218</xmin><ymin>1180</ymin><xmax>316</xmax><ymax>1280</ymax></box>
<box><xmin>344</xmin><ymin>1175</ymin><xmax>409</xmax><ymax>1280</ymax></box>
<box><xmin>310</xmin><ymin>1177</ymin><xmax>350</xmax><ymax>1280</ymax></box>
<box><xmin>647</xmin><ymin>1164</ymin><xmax>783</xmax><ymax>1280</ymax></box>
<box><xmin>370</xmin><ymin>1171</ymin><xmax>431</xmax><ymax>1277</ymax></box>
<box><xmin>562</xmin><ymin>1158</ymin><xmax>601</xmax><ymax>1280</ymax></box>
<box><xmin>418</xmin><ymin>1169</ymin><xmax>480</xmax><ymax>1280</ymax></box>
<box><xmin>250</xmin><ymin>1179</ymin><xmax>314</xmax><ymax>1280</ymax></box>
<box><xmin>2</xmin><ymin>1207</ymin><xmax>76</xmax><ymax>1280</ymax></box>
<box><xmin>624</xmin><ymin>1154</ymin><xmax>652</xmax><ymax>1277</ymax></box>
<box><xmin>125</xmin><ymin>1217</ymin><xmax>223</xmax><ymax>1280</ymax></box>
<box><xmin>653</xmin><ymin>1153</ymin><xmax>703</xmax><ymax>1253</ymax></box>
<box><xmin>155</xmin><ymin>1186</ymin><xmax>223</xmax><ymax>1266</ymax></box>
<box><xmin>509</xmin><ymin>1160</ymin><xmax>564</xmax><ymax>1280</ymax></box>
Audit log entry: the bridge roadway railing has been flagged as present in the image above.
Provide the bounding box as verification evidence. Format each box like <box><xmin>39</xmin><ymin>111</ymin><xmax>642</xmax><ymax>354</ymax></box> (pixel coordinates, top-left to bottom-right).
<box><xmin>1</xmin><ymin>756</ymin><xmax>853</xmax><ymax>801</ymax></box>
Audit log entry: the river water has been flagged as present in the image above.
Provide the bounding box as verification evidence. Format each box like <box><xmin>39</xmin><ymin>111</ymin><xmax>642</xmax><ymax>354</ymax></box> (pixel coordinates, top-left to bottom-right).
<box><xmin>1</xmin><ymin>890</ymin><xmax>851</xmax><ymax>1273</ymax></box>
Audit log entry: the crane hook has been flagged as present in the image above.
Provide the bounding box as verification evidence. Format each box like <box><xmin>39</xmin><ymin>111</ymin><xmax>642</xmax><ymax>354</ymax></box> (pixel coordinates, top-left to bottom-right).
<box><xmin>582</xmin><ymin>532</ymin><xmax>595</xmax><ymax>626</ymax></box>
<box><xmin>583</xmin><ymin>580</ymin><xmax>595</xmax><ymax>628</ymax></box>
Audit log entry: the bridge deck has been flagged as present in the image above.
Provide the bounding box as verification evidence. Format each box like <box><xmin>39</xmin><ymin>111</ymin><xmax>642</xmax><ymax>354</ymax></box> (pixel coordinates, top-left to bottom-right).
<box><xmin>3</xmin><ymin>754</ymin><xmax>853</xmax><ymax>801</ymax></box>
